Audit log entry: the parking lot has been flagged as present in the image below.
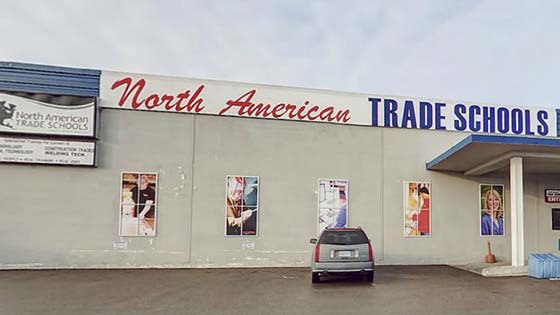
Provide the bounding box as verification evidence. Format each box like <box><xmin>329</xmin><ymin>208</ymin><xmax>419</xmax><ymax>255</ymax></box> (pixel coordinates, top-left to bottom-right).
<box><xmin>1</xmin><ymin>265</ymin><xmax>559</xmax><ymax>315</ymax></box>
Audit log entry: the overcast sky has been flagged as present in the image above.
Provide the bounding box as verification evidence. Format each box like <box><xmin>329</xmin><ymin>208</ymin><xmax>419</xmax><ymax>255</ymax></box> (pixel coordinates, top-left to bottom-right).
<box><xmin>2</xmin><ymin>1</ymin><xmax>559</xmax><ymax>107</ymax></box>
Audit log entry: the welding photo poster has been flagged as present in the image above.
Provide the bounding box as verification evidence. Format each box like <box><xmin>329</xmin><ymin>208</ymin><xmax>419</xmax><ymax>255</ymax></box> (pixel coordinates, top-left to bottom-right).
<box><xmin>120</xmin><ymin>172</ymin><xmax>158</xmax><ymax>237</ymax></box>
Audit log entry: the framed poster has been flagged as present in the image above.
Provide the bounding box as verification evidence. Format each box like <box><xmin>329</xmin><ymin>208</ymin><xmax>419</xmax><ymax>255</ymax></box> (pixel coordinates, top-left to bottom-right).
<box><xmin>119</xmin><ymin>172</ymin><xmax>158</xmax><ymax>237</ymax></box>
<box><xmin>225</xmin><ymin>176</ymin><xmax>259</xmax><ymax>236</ymax></box>
<box><xmin>404</xmin><ymin>181</ymin><xmax>431</xmax><ymax>237</ymax></box>
<box><xmin>479</xmin><ymin>184</ymin><xmax>505</xmax><ymax>236</ymax></box>
<box><xmin>318</xmin><ymin>179</ymin><xmax>348</xmax><ymax>234</ymax></box>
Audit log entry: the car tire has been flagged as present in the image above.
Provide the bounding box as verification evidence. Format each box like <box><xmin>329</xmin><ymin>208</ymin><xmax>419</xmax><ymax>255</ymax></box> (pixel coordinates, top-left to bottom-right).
<box><xmin>365</xmin><ymin>271</ymin><xmax>374</xmax><ymax>283</ymax></box>
<box><xmin>312</xmin><ymin>272</ymin><xmax>320</xmax><ymax>283</ymax></box>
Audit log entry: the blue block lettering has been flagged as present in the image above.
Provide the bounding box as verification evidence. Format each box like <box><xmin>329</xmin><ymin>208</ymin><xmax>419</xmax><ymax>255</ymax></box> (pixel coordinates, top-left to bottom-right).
<box><xmin>402</xmin><ymin>100</ymin><xmax>417</xmax><ymax>128</ymax></box>
<box><xmin>435</xmin><ymin>103</ymin><xmax>446</xmax><ymax>130</ymax></box>
<box><xmin>419</xmin><ymin>102</ymin><xmax>433</xmax><ymax>129</ymax></box>
<box><xmin>468</xmin><ymin>105</ymin><xmax>481</xmax><ymax>132</ymax></box>
<box><xmin>482</xmin><ymin>106</ymin><xmax>495</xmax><ymax>133</ymax></box>
<box><xmin>454</xmin><ymin>104</ymin><xmax>467</xmax><ymax>130</ymax></box>
<box><xmin>537</xmin><ymin>111</ymin><xmax>549</xmax><ymax>136</ymax></box>
<box><xmin>419</xmin><ymin>102</ymin><xmax>434</xmax><ymax>129</ymax></box>
<box><xmin>384</xmin><ymin>99</ymin><xmax>399</xmax><ymax>127</ymax></box>
<box><xmin>524</xmin><ymin>109</ymin><xmax>535</xmax><ymax>136</ymax></box>
<box><xmin>497</xmin><ymin>108</ymin><xmax>509</xmax><ymax>133</ymax></box>
<box><xmin>511</xmin><ymin>109</ymin><xmax>523</xmax><ymax>134</ymax></box>
<box><xmin>369</xmin><ymin>98</ymin><xmax>381</xmax><ymax>126</ymax></box>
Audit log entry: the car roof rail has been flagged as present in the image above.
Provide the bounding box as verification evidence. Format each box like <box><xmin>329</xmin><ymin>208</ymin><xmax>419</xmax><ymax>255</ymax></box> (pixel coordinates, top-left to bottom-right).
<box><xmin>326</xmin><ymin>227</ymin><xmax>361</xmax><ymax>230</ymax></box>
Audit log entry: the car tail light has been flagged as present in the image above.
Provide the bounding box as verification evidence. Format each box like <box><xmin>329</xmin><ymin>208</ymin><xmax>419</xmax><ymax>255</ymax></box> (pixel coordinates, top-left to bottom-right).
<box><xmin>368</xmin><ymin>242</ymin><xmax>373</xmax><ymax>261</ymax></box>
<box><xmin>314</xmin><ymin>244</ymin><xmax>321</xmax><ymax>262</ymax></box>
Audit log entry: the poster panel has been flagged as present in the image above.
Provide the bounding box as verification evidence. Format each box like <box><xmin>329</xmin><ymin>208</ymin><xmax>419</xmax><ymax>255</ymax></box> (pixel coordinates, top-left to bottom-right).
<box><xmin>119</xmin><ymin>172</ymin><xmax>158</xmax><ymax>237</ymax></box>
<box><xmin>0</xmin><ymin>92</ymin><xmax>96</xmax><ymax>137</ymax></box>
<box><xmin>404</xmin><ymin>182</ymin><xmax>431</xmax><ymax>237</ymax></box>
<box><xmin>225</xmin><ymin>176</ymin><xmax>259</xmax><ymax>236</ymax></box>
<box><xmin>318</xmin><ymin>179</ymin><xmax>348</xmax><ymax>234</ymax></box>
<box><xmin>480</xmin><ymin>184</ymin><xmax>505</xmax><ymax>236</ymax></box>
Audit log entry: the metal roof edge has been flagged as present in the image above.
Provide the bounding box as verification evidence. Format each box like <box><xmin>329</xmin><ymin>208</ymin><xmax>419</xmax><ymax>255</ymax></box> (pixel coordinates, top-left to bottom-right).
<box><xmin>0</xmin><ymin>61</ymin><xmax>100</xmax><ymax>97</ymax></box>
<box><xmin>0</xmin><ymin>61</ymin><xmax>100</xmax><ymax>76</ymax></box>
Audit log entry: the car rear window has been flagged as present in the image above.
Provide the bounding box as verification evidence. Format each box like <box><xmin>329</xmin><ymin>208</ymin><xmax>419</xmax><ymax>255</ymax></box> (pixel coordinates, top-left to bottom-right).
<box><xmin>319</xmin><ymin>230</ymin><xmax>369</xmax><ymax>245</ymax></box>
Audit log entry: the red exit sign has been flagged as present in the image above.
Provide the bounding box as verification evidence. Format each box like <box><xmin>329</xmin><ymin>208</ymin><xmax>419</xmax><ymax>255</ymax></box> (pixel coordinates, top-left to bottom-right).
<box><xmin>545</xmin><ymin>189</ymin><xmax>560</xmax><ymax>203</ymax></box>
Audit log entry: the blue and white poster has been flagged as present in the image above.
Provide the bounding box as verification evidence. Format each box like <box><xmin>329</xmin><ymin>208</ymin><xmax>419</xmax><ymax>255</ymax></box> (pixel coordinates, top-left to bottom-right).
<box><xmin>480</xmin><ymin>184</ymin><xmax>505</xmax><ymax>236</ymax></box>
<box><xmin>318</xmin><ymin>179</ymin><xmax>348</xmax><ymax>234</ymax></box>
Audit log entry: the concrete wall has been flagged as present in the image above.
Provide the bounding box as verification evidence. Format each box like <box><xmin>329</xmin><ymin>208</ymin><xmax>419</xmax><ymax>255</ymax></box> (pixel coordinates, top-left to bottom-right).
<box><xmin>380</xmin><ymin>127</ymin><xmax>511</xmax><ymax>264</ymax></box>
<box><xmin>0</xmin><ymin>108</ymin><xmax>554</xmax><ymax>268</ymax></box>
<box><xmin>0</xmin><ymin>109</ymin><xmax>194</xmax><ymax>268</ymax></box>
<box><xmin>189</xmin><ymin>115</ymin><xmax>383</xmax><ymax>267</ymax></box>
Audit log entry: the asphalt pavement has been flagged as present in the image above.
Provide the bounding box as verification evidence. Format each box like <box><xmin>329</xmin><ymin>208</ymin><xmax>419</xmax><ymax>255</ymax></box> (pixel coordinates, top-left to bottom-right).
<box><xmin>1</xmin><ymin>265</ymin><xmax>559</xmax><ymax>315</ymax></box>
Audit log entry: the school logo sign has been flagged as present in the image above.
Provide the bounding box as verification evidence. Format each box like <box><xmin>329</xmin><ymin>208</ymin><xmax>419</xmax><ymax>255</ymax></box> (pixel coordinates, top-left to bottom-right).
<box><xmin>0</xmin><ymin>101</ymin><xmax>16</xmax><ymax>129</ymax></box>
<box><xmin>0</xmin><ymin>93</ymin><xmax>96</xmax><ymax>137</ymax></box>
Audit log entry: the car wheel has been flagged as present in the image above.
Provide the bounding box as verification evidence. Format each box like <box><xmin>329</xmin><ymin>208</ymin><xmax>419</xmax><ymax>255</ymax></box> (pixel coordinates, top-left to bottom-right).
<box><xmin>365</xmin><ymin>271</ymin><xmax>374</xmax><ymax>283</ymax></box>
<box><xmin>312</xmin><ymin>272</ymin><xmax>320</xmax><ymax>283</ymax></box>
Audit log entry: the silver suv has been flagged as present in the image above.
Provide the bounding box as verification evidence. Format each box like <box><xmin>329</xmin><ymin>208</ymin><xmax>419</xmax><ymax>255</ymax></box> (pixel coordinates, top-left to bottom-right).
<box><xmin>310</xmin><ymin>227</ymin><xmax>374</xmax><ymax>283</ymax></box>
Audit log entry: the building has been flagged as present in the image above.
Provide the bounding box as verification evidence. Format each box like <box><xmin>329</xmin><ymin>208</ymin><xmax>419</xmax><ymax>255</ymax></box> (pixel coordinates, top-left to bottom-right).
<box><xmin>1</xmin><ymin>61</ymin><xmax>559</xmax><ymax>269</ymax></box>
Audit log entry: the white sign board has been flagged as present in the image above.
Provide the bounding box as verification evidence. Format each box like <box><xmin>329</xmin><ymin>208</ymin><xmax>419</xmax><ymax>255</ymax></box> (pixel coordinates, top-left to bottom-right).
<box><xmin>0</xmin><ymin>136</ymin><xmax>96</xmax><ymax>166</ymax></box>
<box><xmin>100</xmin><ymin>71</ymin><xmax>558</xmax><ymax>137</ymax></box>
<box><xmin>0</xmin><ymin>93</ymin><xmax>96</xmax><ymax>137</ymax></box>
<box><xmin>100</xmin><ymin>71</ymin><xmax>368</xmax><ymax>125</ymax></box>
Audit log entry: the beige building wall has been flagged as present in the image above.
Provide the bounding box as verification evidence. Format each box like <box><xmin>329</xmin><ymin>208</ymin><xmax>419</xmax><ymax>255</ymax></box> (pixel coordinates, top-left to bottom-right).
<box><xmin>0</xmin><ymin>108</ymin><xmax>557</xmax><ymax>269</ymax></box>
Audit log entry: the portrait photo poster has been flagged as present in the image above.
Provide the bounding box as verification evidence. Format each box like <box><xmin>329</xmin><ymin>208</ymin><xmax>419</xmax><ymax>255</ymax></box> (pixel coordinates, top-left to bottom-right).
<box><xmin>318</xmin><ymin>179</ymin><xmax>348</xmax><ymax>234</ymax></box>
<box><xmin>480</xmin><ymin>184</ymin><xmax>505</xmax><ymax>236</ymax></box>
<box><xmin>119</xmin><ymin>172</ymin><xmax>158</xmax><ymax>237</ymax></box>
<box><xmin>404</xmin><ymin>181</ymin><xmax>431</xmax><ymax>237</ymax></box>
<box><xmin>225</xmin><ymin>176</ymin><xmax>259</xmax><ymax>236</ymax></box>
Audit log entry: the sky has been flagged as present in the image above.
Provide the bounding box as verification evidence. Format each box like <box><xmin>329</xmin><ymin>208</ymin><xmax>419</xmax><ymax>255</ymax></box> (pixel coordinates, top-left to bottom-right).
<box><xmin>1</xmin><ymin>0</ymin><xmax>559</xmax><ymax>107</ymax></box>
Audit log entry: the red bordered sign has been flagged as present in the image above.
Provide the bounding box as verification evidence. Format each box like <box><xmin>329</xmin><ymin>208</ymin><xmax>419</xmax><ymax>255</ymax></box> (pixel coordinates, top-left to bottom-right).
<box><xmin>545</xmin><ymin>189</ymin><xmax>560</xmax><ymax>203</ymax></box>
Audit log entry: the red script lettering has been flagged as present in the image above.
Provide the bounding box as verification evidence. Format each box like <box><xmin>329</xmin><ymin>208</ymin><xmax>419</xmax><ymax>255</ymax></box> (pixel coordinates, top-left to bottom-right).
<box><xmin>110</xmin><ymin>77</ymin><xmax>205</xmax><ymax>113</ymax></box>
<box><xmin>219</xmin><ymin>89</ymin><xmax>351</xmax><ymax>123</ymax></box>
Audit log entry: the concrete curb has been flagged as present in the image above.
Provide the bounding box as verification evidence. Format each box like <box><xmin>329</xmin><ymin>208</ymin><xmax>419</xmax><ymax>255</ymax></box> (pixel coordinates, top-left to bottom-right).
<box><xmin>450</xmin><ymin>262</ymin><xmax>528</xmax><ymax>277</ymax></box>
<box><xmin>481</xmin><ymin>265</ymin><xmax>528</xmax><ymax>277</ymax></box>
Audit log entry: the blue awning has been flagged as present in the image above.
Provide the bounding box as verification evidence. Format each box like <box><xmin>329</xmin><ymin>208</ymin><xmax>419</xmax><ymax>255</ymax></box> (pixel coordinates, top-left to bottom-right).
<box><xmin>426</xmin><ymin>134</ymin><xmax>560</xmax><ymax>175</ymax></box>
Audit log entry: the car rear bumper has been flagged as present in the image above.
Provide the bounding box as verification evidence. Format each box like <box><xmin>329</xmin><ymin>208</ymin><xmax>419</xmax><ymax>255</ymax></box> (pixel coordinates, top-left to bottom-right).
<box><xmin>312</xmin><ymin>261</ymin><xmax>374</xmax><ymax>273</ymax></box>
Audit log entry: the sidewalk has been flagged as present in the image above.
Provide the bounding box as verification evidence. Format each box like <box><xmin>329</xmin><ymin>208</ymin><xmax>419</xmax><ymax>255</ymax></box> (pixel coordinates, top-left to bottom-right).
<box><xmin>451</xmin><ymin>261</ymin><xmax>528</xmax><ymax>277</ymax></box>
